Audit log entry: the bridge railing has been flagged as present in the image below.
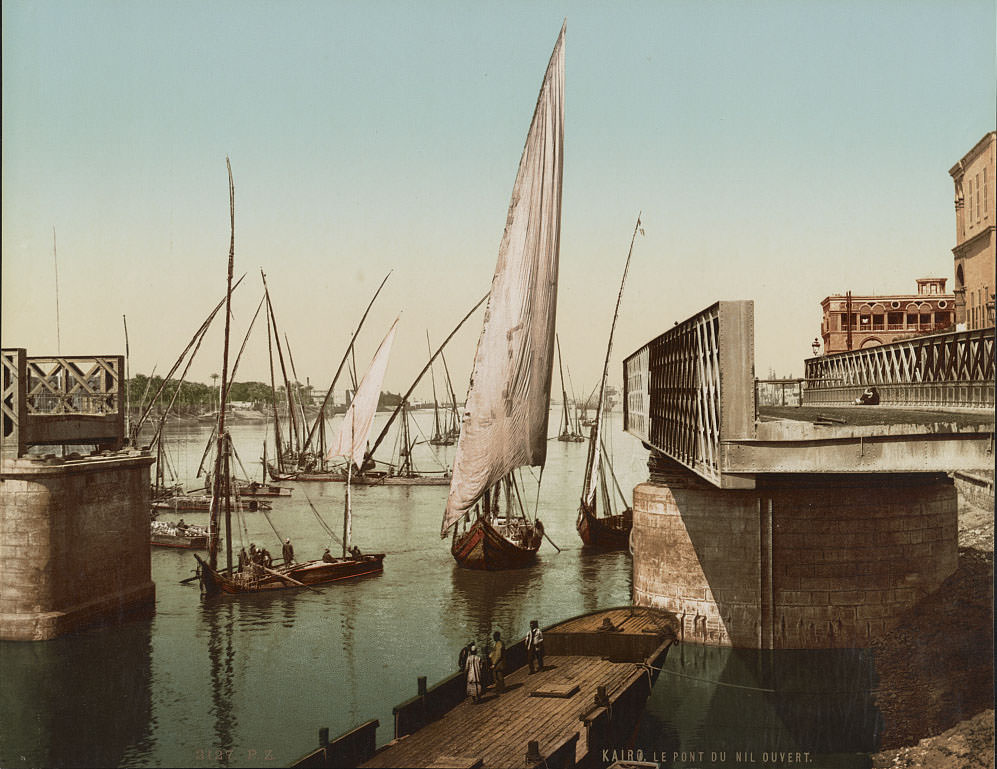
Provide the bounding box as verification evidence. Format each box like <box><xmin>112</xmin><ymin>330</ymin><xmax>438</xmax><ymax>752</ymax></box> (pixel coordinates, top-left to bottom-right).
<box><xmin>803</xmin><ymin>327</ymin><xmax>995</xmax><ymax>408</ymax></box>
<box><xmin>2</xmin><ymin>348</ymin><xmax>125</xmax><ymax>461</ymax></box>
<box><xmin>623</xmin><ymin>301</ymin><xmax>755</xmax><ymax>489</ymax></box>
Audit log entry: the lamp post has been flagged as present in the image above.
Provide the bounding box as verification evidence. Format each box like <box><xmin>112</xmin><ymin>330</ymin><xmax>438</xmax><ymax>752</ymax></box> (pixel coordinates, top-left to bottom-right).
<box><xmin>811</xmin><ymin>337</ymin><xmax>821</xmax><ymax>357</ymax></box>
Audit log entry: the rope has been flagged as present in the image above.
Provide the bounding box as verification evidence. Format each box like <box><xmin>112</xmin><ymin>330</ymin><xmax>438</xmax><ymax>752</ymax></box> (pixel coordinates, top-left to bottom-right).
<box><xmin>639</xmin><ymin>662</ymin><xmax>776</xmax><ymax>693</ymax></box>
<box><xmin>299</xmin><ymin>484</ymin><xmax>344</xmax><ymax>549</ymax></box>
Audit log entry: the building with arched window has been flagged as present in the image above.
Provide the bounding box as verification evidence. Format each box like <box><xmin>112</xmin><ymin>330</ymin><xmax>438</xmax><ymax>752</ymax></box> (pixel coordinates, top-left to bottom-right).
<box><xmin>950</xmin><ymin>131</ymin><xmax>996</xmax><ymax>330</ymax></box>
<box><xmin>819</xmin><ymin>278</ymin><xmax>954</xmax><ymax>354</ymax></box>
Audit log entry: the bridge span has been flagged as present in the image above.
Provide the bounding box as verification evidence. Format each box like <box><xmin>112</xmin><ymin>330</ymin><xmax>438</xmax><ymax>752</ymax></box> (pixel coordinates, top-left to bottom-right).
<box><xmin>622</xmin><ymin>303</ymin><xmax>994</xmax><ymax>650</ymax></box>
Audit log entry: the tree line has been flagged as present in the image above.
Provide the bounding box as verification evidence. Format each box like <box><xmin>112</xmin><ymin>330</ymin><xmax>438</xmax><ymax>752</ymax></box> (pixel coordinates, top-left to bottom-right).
<box><xmin>127</xmin><ymin>374</ymin><xmax>404</xmax><ymax>415</ymax></box>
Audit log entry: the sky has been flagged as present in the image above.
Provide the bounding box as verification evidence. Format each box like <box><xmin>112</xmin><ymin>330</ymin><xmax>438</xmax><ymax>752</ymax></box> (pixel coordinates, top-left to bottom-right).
<box><xmin>3</xmin><ymin>0</ymin><xmax>995</xmax><ymax>402</ymax></box>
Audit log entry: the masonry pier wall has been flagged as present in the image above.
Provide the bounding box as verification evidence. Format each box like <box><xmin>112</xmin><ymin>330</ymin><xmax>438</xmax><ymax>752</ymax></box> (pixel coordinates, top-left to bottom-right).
<box><xmin>0</xmin><ymin>452</ymin><xmax>156</xmax><ymax>641</ymax></box>
<box><xmin>632</xmin><ymin>462</ymin><xmax>958</xmax><ymax>649</ymax></box>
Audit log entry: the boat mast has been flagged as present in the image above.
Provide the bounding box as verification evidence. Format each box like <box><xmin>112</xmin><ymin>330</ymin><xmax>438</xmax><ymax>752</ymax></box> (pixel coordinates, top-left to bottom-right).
<box><xmin>284</xmin><ymin>332</ymin><xmax>310</xmax><ymax>455</ymax></box>
<box><xmin>264</xmin><ymin>293</ymin><xmax>284</xmax><ymax>474</ymax></box>
<box><xmin>427</xmin><ymin>331</ymin><xmax>442</xmax><ymax>441</ymax></box>
<box><xmin>210</xmin><ymin>158</ymin><xmax>237</xmax><ymax>572</ymax></box>
<box><xmin>261</xmin><ymin>272</ymin><xmax>300</xmax><ymax>459</ymax></box>
<box><xmin>365</xmin><ymin>293</ymin><xmax>488</xmax><ymax>462</ymax></box>
<box><xmin>556</xmin><ymin>334</ymin><xmax>571</xmax><ymax>437</ymax></box>
<box><xmin>440</xmin><ymin>350</ymin><xmax>460</xmax><ymax>437</ymax></box>
<box><xmin>583</xmin><ymin>212</ymin><xmax>642</xmax><ymax>510</ymax></box>
<box><xmin>299</xmin><ymin>271</ymin><xmax>392</xmax><ymax>455</ymax></box>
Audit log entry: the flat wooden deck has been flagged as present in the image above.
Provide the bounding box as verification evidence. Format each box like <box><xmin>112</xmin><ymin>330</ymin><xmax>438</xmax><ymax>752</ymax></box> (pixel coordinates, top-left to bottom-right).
<box><xmin>361</xmin><ymin>654</ymin><xmax>648</xmax><ymax>768</ymax></box>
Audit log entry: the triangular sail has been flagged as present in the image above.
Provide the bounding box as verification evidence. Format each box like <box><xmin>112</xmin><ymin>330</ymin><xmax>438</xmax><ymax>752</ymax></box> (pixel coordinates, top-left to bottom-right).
<box><xmin>328</xmin><ymin>320</ymin><xmax>399</xmax><ymax>463</ymax></box>
<box><xmin>443</xmin><ymin>24</ymin><xmax>565</xmax><ymax>535</ymax></box>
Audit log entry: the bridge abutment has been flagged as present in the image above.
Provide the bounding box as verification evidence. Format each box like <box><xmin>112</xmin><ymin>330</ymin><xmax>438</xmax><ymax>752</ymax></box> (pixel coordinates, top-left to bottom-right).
<box><xmin>0</xmin><ymin>452</ymin><xmax>156</xmax><ymax>641</ymax></box>
<box><xmin>632</xmin><ymin>460</ymin><xmax>957</xmax><ymax>649</ymax></box>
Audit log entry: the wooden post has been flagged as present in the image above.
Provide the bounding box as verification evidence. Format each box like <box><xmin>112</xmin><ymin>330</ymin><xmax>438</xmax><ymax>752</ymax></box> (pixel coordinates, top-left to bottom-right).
<box><xmin>417</xmin><ymin>676</ymin><xmax>427</xmax><ymax>696</ymax></box>
<box><xmin>526</xmin><ymin>740</ymin><xmax>542</xmax><ymax>765</ymax></box>
<box><xmin>319</xmin><ymin>727</ymin><xmax>329</xmax><ymax>747</ymax></box>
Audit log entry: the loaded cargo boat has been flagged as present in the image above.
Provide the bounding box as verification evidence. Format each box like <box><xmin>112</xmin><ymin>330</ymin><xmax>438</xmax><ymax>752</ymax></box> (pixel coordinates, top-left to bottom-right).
<box><xmin>293</xmin><ymin>605</ymin><xmax>677</xmax><ymax>769</ymax></box>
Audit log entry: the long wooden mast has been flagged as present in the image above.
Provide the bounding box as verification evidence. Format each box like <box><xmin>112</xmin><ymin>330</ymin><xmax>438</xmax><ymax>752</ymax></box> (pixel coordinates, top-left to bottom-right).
<box><xmin>299</xmin><ymin>271</ymin><xmax>392</xmax><ymax>456</ymax></box>
<box><xmin>210</xmin><ymin>158</ymin><xmax>237</xmax><ymax>572</ymax></box>
<box><xmin>365</xmin><ymin>292</ymin><xmax>488</xmax><ymax>462</ymax></box>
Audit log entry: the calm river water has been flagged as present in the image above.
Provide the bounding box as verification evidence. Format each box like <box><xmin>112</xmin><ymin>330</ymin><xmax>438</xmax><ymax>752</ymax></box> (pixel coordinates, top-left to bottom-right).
<box><xmin>2</xmin><ymin>411</ymin><xmax>889</xmax><ymax>768</ymax></box>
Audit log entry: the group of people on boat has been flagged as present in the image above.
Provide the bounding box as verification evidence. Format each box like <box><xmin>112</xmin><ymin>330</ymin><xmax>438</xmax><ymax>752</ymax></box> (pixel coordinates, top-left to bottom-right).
<box><xmin>460</xmin><ymin>620</ymin><xmax>544</xmax><ymax>703</ymax></box>
<box><xmin>321</xmin><ymin>544</ymin><xmax>363</xmax><ymax>563</ymax></box>
<box><xmin>238</xmin><ymin>542</ymin><xmax>276</xmax><ymax>572</ymax></box>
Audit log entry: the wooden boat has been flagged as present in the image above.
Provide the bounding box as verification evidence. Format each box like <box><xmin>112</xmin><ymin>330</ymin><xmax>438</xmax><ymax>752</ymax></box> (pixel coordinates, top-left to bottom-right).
<box><xmin>293</xmin><ymin>604</ymin><xmax>678</xmax><ymax>769</ymax></box>
<box><xmin>576</xmin><ymin>215</ymin><xmax>642</xmax><ymax>550</ymax></box>
<box><xmin>196</xmin><ymin>161</ymin><xmax>386</xmax><ymax>596</ymax></box>
<box><xmin>150</xmin><ymin>519</ymin><xmax>209</xmax><ymax>549</ymax></box>
<box><xmin>441</xmin><ymin>25</ymin><xmax>564</xmax><ymax>571</ymax></box>
<box><xmin>152</xmin><ymin>493</ymin><xmax>271</xmax><ymax>512</ymax></box>
<box><xmin>233</xmin><ymin>479</ymin><xmax>292</xmax><ymax>498</ymax></box>
<box><xmin>555</xmin><ymin>335</ymin><xmax>585</xmax><ymax>442</ymax></box>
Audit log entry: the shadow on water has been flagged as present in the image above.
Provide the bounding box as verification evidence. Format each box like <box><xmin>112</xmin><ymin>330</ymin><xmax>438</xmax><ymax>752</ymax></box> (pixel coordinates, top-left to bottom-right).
<box><xmin>0</xmin><ymin>619</ymin><xmax>154</xmax><ymax>768</ymax></box>
<box><xmin>635</xmin><ymin>548</ymin><xmax>995</xmax><ymax>768</ymax></box>
<box><xmin>637</xmin><ymin>644</ymin><xmax>881</xmax><ymax>769</ymax></box>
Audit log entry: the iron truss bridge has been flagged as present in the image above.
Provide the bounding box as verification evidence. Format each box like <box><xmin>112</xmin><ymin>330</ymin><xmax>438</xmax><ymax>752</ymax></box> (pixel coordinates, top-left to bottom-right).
<box><xmin>2</xmin><ymin>348</ymin><xmax>125</xmax><ymax>462</ymax></box>
<box><xmin>623</xmin><ymin>304</ymin><xmax>994</xmax><ymax>490</ymax></box>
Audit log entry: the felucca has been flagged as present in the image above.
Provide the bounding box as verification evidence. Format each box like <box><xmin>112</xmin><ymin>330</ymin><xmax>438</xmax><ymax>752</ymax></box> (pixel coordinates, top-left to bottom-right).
<box><xmin>442</xmin><ymin>24</ymin><xmax>564</xmax><ymax>570</ymax></box>
<box><xmin>576</xmin><ymin>214</ymin><xmax>642</xmax><ymax>549</ymax></box>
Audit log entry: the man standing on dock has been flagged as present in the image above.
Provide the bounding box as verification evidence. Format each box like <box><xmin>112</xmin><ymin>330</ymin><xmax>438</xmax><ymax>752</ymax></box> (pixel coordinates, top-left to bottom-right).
<box><xmin>489</xmin><ymin>631</ymin><xmax>506</xmax><ymax>692</ymax></box>
<box><xmin>526</xmin><ymin>620</ymin><xmax>544</xmax><ymax>673</ymax></box>
<box><xmin>464</xmin><ymin>644</ymin><xmax>483</xmax><ymax>703</ymax></box>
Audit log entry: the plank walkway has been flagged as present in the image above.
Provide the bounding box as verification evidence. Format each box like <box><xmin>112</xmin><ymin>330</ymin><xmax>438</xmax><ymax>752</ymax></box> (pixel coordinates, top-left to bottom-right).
<box><xmin>361</xmin><ymin>654</ymin><xmax>648</xmax><ymax>768</ymax></box>
<box><xmin>759</xmin><ymin>405</ymin><xmax>994</xmax><ymax>428</ymax></box>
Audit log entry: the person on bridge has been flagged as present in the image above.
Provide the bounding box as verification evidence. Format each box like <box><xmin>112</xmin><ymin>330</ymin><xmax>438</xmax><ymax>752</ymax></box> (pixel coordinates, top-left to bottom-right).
<box><xmin>464</xmin><ymin>644</ymin><xmax>483</xmax><ymax>703</ymax></box>
<box><xmin>526</xmin><ymin>619</ymin><xmax>545</xmax><ymax>673</ymax></box>
<box><xmin>489</xmin><ymin>631</ymin><xmax>506</xmax><ymax>692</ymax></box>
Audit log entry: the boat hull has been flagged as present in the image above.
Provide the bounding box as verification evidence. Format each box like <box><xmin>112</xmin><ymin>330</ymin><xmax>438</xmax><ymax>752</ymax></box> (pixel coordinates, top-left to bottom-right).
<box><xmin>152</xmin><ymin>495</ymin><xmax>271</xmax><ymax>512</ymax></box>
<box><xmin>577</xmin><ymin>503</ymin><xmax>632</xmax><ymax>550</ymax></box>
<box><xmin>195</xmin><ymin>554</ymin><xmax>385</xmax><ymax>594</ymax></box>
<box><xmin>451</xmin><ymin>517</ymin><xmax>540</xmax><ymax>570</ymax></box>
<box><xmin>151</xmin><ymin>532</ymin><xmax>208</xmax><ymax>549</ymax></box>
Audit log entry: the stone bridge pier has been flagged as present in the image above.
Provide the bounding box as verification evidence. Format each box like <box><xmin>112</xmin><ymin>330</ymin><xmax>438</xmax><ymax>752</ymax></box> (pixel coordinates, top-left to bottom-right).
<box><xmin>631</xmin><ymin>457</ymin><xmax>958</xmax><ymax>649</ymax></box>
<box><xmin>623</xmin><ymin>302</ymin><xmax>992</xmax><ymax>650</ymax></box>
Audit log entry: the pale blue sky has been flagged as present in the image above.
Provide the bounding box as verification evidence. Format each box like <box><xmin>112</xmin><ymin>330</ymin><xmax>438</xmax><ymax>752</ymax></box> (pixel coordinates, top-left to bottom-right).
<box><xmin>3</xmin><ymin>1</ymin><xmax>995</xmax><ymax>397</ymax></box>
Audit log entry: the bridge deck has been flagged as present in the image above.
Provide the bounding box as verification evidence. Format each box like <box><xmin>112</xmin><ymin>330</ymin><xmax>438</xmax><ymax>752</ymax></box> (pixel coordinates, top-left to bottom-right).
<box><xmin>758</xmin><ymin>405</ymin><xmax>994</xmax><ymax>429</ymax></box>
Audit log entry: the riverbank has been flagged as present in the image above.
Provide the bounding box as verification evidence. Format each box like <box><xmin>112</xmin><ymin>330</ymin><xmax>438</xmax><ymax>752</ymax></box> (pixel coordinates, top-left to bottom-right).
<box><xmin>870</xmin><ymin>488</ymin><xmax>994</xmax><ymax>768</ymax></box>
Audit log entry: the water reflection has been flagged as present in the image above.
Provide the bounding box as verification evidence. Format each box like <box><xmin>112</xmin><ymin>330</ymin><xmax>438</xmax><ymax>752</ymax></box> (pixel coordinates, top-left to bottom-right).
<box><xmin>447</xmin><ymin>564</ymin><xmax>542</xmax><ymax>645</ymax></box>
<box><xmin>637</xmin><ymin>644</ymin><xmax>882</xmax><ymax>768</ymax></box>
<box><xmin>202</xmin><ymin>602</ymin><xmax>237</xmax><ymax>767</ymax></box>
<box><xmin>0</xmin><ymin>619</ymin><xmax>153</xmax><ymax>768</ymax></box>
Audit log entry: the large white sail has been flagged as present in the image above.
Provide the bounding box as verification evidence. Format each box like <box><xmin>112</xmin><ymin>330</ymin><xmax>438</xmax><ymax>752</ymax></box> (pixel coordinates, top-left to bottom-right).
<box><xmin>328</xmin><ymin>319</ymin><xmax>399</xmax><ymax>463</ymax></box>
<box><xmin>442</xmin><ymin>24</ymin><xmax>565</xmax><ymax>535</ymax></box>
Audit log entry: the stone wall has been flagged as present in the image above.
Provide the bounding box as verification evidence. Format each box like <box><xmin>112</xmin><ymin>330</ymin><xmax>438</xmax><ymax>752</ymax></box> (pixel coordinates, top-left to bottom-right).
<box><xmin>632</xmin><ymin>467</ymin><xmax>958</xmax><ymax>649</ymax></box>
<box><xmin>1</xmin><ymin>451</ymin><xmax>156</xmax><ymax>640</ymax></box>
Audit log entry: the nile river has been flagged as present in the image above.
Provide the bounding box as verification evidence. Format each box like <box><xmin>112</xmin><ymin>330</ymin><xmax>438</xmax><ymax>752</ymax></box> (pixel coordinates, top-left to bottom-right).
<box><xmin>0</xmin><ymin>411</ymin><xmax>934</xmax><ymax>768</ymax></box>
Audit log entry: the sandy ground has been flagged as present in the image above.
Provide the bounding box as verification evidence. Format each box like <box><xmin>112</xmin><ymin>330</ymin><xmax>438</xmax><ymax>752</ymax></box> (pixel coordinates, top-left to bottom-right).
<box><xmin>870</xmin><ymin>489</ymin><xmax>994</xmax><ymax>769</ymax></box>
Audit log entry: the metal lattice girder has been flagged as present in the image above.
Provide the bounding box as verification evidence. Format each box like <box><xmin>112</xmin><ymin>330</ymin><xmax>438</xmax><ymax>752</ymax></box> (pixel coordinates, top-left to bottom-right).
<box><xmin>804</xmin><ymin>327</ymin><xmax>995</xmax><ymax>407</ymax></box>
<box><xmin>624</xmin><ymin>301</ymin><xmax>754</xmax><ymax>488</ymax></box>
<box><xmin>25</xmin><ymin>356</ymin><xmax>121</xmax><ymax>415</ymax></box>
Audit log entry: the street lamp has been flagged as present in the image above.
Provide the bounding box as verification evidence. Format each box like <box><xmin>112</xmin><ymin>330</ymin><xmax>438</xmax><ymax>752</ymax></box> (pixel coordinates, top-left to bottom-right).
<box><xmin>811</xmin><ymin>337</ymin><xmax>821</xmax><ymax>357</ymax></box>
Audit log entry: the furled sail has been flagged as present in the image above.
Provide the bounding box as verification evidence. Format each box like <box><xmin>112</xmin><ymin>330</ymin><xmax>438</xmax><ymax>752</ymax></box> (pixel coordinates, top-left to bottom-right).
<box><xmin>442</xmin><ymin>24</ymin><xmax>565</xmax><ymax>536</ymax></box>
<box><xmin>328</xmin><ymin>319</ymin><xmax>399</xmax><ymax>463</ymax></box>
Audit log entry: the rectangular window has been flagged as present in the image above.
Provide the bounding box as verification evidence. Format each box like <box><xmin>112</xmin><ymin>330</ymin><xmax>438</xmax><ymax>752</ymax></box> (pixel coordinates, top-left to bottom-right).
<box><xmin>985</xmin><ymin>168</ymin><xmax>989</xmax><ymax>219</ymax></box>
<box><xmin>906</xmin><ymin>313</ymin><xmax>917</xmax><ymax>327</ymax></box>
<box><xmin>977</xmin><ymin>173</ymin><xmax>981</xmax><ymax>220</ymax></box>
<box><xmin>839</xmin><ymin>312</ymin><xmax>848</xmax><ymax>330</ymax></box>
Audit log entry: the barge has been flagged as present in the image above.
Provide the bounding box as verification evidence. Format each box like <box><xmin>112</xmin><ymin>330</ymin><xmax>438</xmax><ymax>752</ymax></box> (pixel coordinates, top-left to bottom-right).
<box><xmin>294</xmin><ymin>606</ymin><xmax>677</xmax><ymax>769</ymax></box>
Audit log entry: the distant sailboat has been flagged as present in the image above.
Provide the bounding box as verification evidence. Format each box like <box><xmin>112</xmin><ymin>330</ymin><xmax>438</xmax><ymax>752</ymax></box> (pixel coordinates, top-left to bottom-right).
<box><xmin>555</xmin><ymin>335</ymin><xmax>584</xmax><ymax>442</ymax></box>
<box><xmin>443</xmin><ymin>24</ymin><xmax>565</xmax><ymax>570</ymax></box>
<box><xmin>576</xmin><ymin>214</ymin><xmax>642</xmax><ymax>549</ymax></box>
